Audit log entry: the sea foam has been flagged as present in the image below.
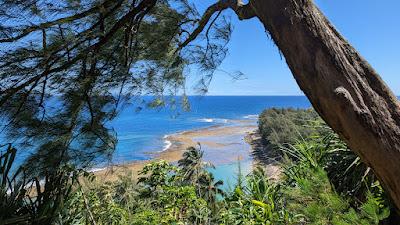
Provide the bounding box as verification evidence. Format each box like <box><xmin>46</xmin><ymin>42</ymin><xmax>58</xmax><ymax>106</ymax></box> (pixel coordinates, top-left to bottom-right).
<box><xmin>88</xmin><ymin>167</ymin><xmax>107</xmax><ymax>172</ymax></box>
<box><xmin>197</xmin><ymin>118</ymin><xmax>229</xmax><ymax>123</ymax></box>
<box><xmin>162</xmin><ymin>135</ymin><xmax>172</xmax><ymax>151</ymax></box>
<box><xmin>243</xmin><ymin>114</ymin><xmax>258</xmax><ymax>119</ymax></box>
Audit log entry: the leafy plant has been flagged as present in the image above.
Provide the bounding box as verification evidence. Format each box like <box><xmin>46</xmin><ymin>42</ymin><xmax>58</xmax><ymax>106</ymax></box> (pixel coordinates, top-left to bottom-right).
<box><xmin>1</xmin><ymin>113</ymin><xmax>393</xmax><ymax>224</ymax></box>
<box><xmin>0</xmin><ymin>144</ymin><xmax>91</xmax><ymax>224</ymax></box>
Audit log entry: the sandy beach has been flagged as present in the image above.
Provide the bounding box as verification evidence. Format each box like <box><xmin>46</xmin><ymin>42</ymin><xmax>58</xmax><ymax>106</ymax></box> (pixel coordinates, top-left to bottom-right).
<box><xmin>95</xmin><ymin>117</ymin><xmax>282</xmax><ymax>183</ymax></box>
<box><xmin>95</xmin><ymin>120</ymin><xmax>258</xmax><ymax>182</ymax></box>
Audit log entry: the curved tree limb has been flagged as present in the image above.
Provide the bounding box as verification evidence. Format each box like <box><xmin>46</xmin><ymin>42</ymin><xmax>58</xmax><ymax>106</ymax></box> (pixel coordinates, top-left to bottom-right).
<box><xmin>175</xmin><ymin>0</ymin><xmax>256</xmax><ymax>53</ymax></box>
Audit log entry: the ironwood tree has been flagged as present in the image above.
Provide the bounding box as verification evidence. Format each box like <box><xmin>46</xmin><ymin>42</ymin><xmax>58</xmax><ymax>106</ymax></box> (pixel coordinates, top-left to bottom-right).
<box><xmin>0</xmin><ymin>0</ymin><xmax>231</xmax><ymax>175</ymax></box>
<box><xmin>1</xmin><ymin>0</ymin><xmax>400</xmax><ymax>211</ymax></box>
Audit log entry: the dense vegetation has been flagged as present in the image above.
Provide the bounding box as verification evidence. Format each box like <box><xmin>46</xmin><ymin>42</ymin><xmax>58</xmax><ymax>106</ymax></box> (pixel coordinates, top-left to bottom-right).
<box><xmin>58</xmin><ymin>151</ymin><xmax>390</xmax><ymax>225</ymax></box>
<box><xmin>57</xmin><ymin>124</ymin><xmax>392</xmax><ymax>224</ymax></box>
<box><xmin>258</xmin><ymin>108</ymin><xmax>385</xmax><ymax>205</ymax></box>
<box><xmin>258</xmin><ymin>108</ymin><xmax>321</xmax><ymax>155</ymax></box>
<box><xmin>1</xmin><ymin>108</ymin><xmax>394</xmax><ymax>224</ymax></box>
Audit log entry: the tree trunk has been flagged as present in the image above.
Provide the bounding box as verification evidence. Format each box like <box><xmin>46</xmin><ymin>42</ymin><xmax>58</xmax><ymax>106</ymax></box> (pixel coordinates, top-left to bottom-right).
<box><xmin>247</xmin><ymin>0</ymin><xmax>400</xmax><ymax>209</ymax></box>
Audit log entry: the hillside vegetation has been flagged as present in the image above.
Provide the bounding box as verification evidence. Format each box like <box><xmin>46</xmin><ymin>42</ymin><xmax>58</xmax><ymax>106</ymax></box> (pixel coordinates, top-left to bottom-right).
<box><xmin>1</xmin><ymin>108</ymin><xmax>394</xmax><ymax>224</ymax></box>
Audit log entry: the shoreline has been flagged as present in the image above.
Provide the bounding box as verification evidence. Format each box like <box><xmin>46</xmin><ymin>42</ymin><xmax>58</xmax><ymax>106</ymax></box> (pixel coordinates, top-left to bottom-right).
<box><xmin>94</xmin><ymin>120</ymin><xmax>257</xmax><ymax>181</ymax></box>
<box><xmin>94</xmin><ymin>118</ymin><xmax>281</xmax><ymax>182</ymax></box>
<box><xmin>245</xmin><ymin>130</ymin><xmax>282</xmax><ymax>180</ymax></box>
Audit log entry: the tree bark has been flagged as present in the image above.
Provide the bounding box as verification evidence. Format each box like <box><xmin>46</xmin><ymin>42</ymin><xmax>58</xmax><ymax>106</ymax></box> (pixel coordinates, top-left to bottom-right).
<box><xmin>241</xmin><ymin>0</ymin><xmax>400</xmax><ymax>209</ymax></box>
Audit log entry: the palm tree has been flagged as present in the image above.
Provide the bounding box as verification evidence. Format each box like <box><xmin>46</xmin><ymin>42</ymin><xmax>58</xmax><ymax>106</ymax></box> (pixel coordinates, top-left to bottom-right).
<box><xmin>178</xmin><ymin>146</ymin><xmax>213</xmax><ymax>184</ymax></box>
<box><xmin>196</xmin><ymin>171</ymin><xmax>225</xmax><ymax>216</ymax></box>
<box><xmin>197</xmin><ymin>172</ymin><xmax>225</xmax><ymax>203</ymax></box>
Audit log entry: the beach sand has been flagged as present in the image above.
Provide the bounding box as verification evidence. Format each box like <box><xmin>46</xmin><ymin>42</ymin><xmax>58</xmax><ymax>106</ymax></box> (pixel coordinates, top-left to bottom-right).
<box><xmin>95</xmin><ymin>119</ymin><xmax>281</xmax><ymax>182</ymax></box>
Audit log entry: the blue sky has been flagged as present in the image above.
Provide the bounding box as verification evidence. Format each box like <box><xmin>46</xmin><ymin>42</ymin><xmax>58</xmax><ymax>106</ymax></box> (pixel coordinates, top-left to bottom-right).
<box><xmin>188</xmin><ymin>0</ymin><xmax>400</xmax><ymax>96</ymax></box>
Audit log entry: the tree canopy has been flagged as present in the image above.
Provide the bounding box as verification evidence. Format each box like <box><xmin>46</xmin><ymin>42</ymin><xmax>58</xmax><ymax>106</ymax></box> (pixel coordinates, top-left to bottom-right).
<box><xmin>0</xmin><ymin>0</ymin><xmax>234</xmax><ymax>174</ymax></box>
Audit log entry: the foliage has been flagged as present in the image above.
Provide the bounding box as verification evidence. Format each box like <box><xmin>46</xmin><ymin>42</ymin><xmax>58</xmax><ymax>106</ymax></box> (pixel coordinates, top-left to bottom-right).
<box><xmin>259</xmin><ymin>108</ymin><xmax>382</xmax><ymax>206</ymax></box>
<box><xmin>0</xmin><ymin>0</ymin><xmax>233</xmax><ymax>179</ymax></box>
<box><xmin>59</xmin><ymin>149</ymin><xmax>217</xmax><ymax>224</ymax></box>
<box><xmin>322</xmin><ymin>131</ymin><xmax>377</xmax><ymax>203</ymax></box>
<box><xmin>258</xmin><ymin>108</ymin><xmax>321</xmax><ymax>152</ymax></box>
<box><xmin>0</xmin><ymin>108</ymin><xmax>394</xmax><ymax>224</ymax></box>
<box><xmin>1</xmin><ymin>137</ymin><xmax>392</xmax><ymax>224</ymax></box>
<box><xmin>219</xmin><ymin>167</ymin><xmax>293</xmax><ymax>225</ymax></box>
<box><xmin>0</xmin><ymin>144</ymin><xmax>92</xmax><ymax>224</ymax></box>
<box><xmin>284</xmin><ymin>166</ymin><xmax>389</xmax><ymax>225</ymax></box>
<box><xmin>178</xmin><ymin>146</ymin><xmax>214</xmax><ymax>184</ymax></box>
<box><xmin>0</xmin><ymin>0</ymin><xmax>395</xmax><ymax>223</ymax></box>
<box><xmin>57</xmin><ymin>141</ymin><xmax>390</xmax><ymax>225</ymax></box>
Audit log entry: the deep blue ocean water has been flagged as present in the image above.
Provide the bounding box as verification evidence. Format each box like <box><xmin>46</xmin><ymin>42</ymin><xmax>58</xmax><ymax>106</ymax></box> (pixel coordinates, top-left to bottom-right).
<box><xmin>0</xmin><ymin>96</ymin><xmax>312</xmax><ymax>189</ymax></box>
<box><xmin>111</xmin><ymin>96</ymin><xmax>311</xmax><ymax>164</ymax></box>
<box><xmin>1</xmin><ymin>96</ymin><xmax>311</xmax><ymax>175</ymax></box>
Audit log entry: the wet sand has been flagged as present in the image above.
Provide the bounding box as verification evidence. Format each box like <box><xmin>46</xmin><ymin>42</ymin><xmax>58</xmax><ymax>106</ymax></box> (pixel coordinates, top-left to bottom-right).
<box><xmin>95</xmin><ymin>119</ymin><xmax>281</xmax><ymax>182</ymax></box>
<box><xmin>95</xmin><ymin>120</ymin><xmax>257</xmax><ymax>181</ymax></box>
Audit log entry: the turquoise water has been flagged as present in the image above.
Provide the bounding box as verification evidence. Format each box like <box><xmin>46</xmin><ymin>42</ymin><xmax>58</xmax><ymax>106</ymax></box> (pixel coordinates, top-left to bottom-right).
<box><xmin>111</xmin><ymin>96</ymin><xmax>311</xmax><ymax>186</ymax></box>
<box><xmin>111</xmin><ymin>96</ymin><xmax>311</xmax><ymax>164</ymax></box>
<box><xmin>193</xmin><ymin>122</ymin><xmax>256</xmax><ymax>188</ymax></box>
<box><xmin>208</xmin><ymin>159</ymin><xmax>253</xmax><ymax>190</ymax></box>
<box><xmin>3</xmin><ymin>96</ymin><xmax>311</xmax><ymax>183</ymax></box>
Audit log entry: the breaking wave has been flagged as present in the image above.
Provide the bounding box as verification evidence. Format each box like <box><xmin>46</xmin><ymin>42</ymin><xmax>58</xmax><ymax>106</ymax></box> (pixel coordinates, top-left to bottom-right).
<box><xmin>243</xmin><ymin>114</ymin><xmax>258</xmax><ymax>119</ymax></box>
<box><xmin>197</xmin><ymin>118</ymin><xmax>229</xmax><ymax>123</ymax></box>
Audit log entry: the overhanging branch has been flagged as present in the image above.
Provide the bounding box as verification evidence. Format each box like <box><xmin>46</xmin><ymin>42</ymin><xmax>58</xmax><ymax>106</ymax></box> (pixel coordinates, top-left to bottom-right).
<box><xmin>233</xmin><ymin>0</ymin><xmax>257</xmax><ymax>20</ymax></box>
<box><xmin>0</xmin><ymin>0</ymin><xmax>119</xmax><ymax>43</ymax></box>
<box><xmin>175</xmin><ymin>0</ymin><xmax>256</xmax><ymax>52</ymax></box>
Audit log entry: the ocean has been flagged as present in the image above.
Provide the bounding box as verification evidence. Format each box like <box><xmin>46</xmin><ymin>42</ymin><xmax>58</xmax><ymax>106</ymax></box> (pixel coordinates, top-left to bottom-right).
<box><xmin>3</xmin><ymin>96</ymin><xmax>311</xmax><ymax>186</ymax></box>
<box><xmin>111</xmin><ymin>96</ymin><xmax>311</xmax><ymax>164</ymax></box>
<box><xmin>109</xmin><ymin>96</ymin><xmax>311</xmax><ymax>186</ymax></box>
